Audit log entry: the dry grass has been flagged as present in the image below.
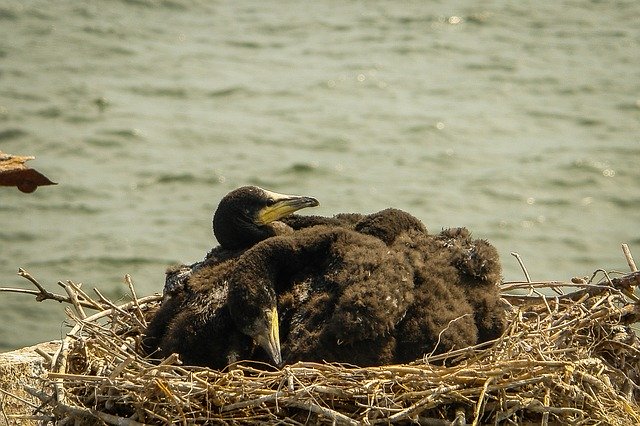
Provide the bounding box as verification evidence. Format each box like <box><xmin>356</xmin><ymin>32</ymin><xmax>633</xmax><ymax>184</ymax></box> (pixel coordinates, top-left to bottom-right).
<box><xmin>2</xmin><ymin>259</ymin><xmax>640</xmax><ymax>425</ymax></box>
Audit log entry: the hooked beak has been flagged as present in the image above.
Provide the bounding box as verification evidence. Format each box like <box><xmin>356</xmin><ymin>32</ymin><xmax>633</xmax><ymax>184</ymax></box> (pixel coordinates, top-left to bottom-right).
<box><xmin>254</xmin><ymin>307</ymin><xmax>282</xmax><ymax>366</ymax></box>
<box><xmin>256</xmin><ymin>191</ymin><xmax>319</xmax><ymax>225</ymax></box>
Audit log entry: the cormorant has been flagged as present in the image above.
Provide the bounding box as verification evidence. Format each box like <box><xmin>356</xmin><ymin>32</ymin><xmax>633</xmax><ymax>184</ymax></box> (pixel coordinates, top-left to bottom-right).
<box><xmin>226</xmin><ymin>216</ymin><xmax>503</xmax><ymax>367</ymax></box>
<box><xmin>163</xmin><ymin>186</ymin><xmax>319</xmax><ymax>296</ymax></box>
<box><xmin>150</xmin><ymin>265</ymin><xmax>258</xmax><ymax>368</ymax></box>
<box><xmin>432</xmin><ymin>227</ymin><xmax>505</xmax><ymax>343</ymax></box>
<box><xmin>288</xmin><ymin>209</ymin><xmax>503</xmax><ymax>363</ymax></box>
<box><xmin>143</xmin><ymin>186</ymin><xmax>319</xmax><ymax>367</ymax></box>
<box><xmin>144</xmin><ymin>186</ymin><xmax>506</xmax><ymax>369</ymax></box>
<box><xmin>162</xmin><ymin>198</ymin><xmax>423</xmax><ymax>299</ymax></box>
<box><xmin>212</xmin><ymin>186</ymin><xmax>319</xmax><ymax>250</ymax></box>
<box><xmin>226</xmin><ymin>225</ymin><xmax>416</xmax><ymax>366</ymax></box>
<box><xmin>390</xmin><ymin>226</ymin><xmax>503</xmax><ymax>363</ymax></box>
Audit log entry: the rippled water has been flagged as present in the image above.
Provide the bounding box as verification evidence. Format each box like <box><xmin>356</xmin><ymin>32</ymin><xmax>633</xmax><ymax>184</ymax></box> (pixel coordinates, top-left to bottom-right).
<box><xmin>1</xmin><ymin>0</ymin><xmax>639</xmax><ymax>351</ymax></box>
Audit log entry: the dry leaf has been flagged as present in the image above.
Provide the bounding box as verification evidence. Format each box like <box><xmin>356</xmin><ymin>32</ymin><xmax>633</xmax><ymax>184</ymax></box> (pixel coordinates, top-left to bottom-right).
<box><xmin>0</xmin><ymin>151</ymin><xmax>57</xmax><ymax>193</ymax></box>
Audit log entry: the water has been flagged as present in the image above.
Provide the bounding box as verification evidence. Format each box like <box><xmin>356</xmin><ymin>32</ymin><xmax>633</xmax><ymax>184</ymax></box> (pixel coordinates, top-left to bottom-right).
<box><xmin>1</xmin><ymin>0</ymin><xmax>639</xmax><ymax>352</ymax></box>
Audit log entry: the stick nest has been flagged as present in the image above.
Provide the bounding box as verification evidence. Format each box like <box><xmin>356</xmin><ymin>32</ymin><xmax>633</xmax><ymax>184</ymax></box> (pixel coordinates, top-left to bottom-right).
<box><xmin>7</xmin><ymin>268</ymin><xmax>640</xmax><ymax>425</ymax></box>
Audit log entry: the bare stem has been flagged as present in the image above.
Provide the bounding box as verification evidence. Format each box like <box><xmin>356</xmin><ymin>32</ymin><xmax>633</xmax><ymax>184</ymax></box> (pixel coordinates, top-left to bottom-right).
<box><xmin>0</xmin><ymin>269</ymin><xmax>96</xmax><ymax>309</ymax></box>
<box><xmin>510</xmin><ymin>252</ymin><xmax>531</xmax><ymax>283</ymax></box>
<box><xmin>622</xmin><ymin>243</ymin><xmax>638</xmax><ymax>272</ymax></box>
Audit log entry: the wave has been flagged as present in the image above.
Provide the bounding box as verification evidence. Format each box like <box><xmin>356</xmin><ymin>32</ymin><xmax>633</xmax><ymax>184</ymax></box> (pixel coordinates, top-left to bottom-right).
<box><xmin>0</xmin><ymin>128</ymin><xmax>27</xmax><ymax>140</ymax></box>
<box><xmin>31</xmin><ymin>255</ymin><xmax>172</xmax><ymax>268</ymax></box>
<box><xmin>128</xmin><ymin>85</ymin><xmax>189</xmax><ymax>99</ymax></box>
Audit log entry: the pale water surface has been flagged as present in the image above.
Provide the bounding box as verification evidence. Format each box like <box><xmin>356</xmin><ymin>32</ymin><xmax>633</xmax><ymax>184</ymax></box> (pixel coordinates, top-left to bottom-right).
<box><xmin>1</xmin><ymin>0</ymin><xmax>639</xmax><ymax>351</ymax></box>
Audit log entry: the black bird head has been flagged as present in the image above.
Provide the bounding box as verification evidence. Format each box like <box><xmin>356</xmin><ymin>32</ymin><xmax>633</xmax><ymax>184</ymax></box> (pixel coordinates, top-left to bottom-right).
<box><xmin>213</xmin><ymin>186</ymin><xmax>319</xmax><ymax>250</ymax></box>
<box><xmin>228</xmin><ymin>275</ymin><xmax>282</xmax><ymax>367</ymax></box>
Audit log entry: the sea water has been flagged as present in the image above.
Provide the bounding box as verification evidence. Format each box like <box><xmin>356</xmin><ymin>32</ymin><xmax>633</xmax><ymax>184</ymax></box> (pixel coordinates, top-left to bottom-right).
<box><xmin>0</xmin><ymin>0</ymin><xmax>638</xmax><ymax>351</ymax></box>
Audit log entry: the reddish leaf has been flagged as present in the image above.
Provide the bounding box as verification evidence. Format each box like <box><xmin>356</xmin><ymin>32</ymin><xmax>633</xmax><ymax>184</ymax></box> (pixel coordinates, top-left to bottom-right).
<box><xmin>0</xmin><ymin>151</ymin><xmax>57</xmax><ymax>193</ymax></box>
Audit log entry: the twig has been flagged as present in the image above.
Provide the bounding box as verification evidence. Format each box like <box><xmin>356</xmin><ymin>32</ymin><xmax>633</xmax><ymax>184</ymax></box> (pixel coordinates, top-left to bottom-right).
<box><xmin>23</xmin><ymin>386</ymin><xmax>56</xmax><ymax>416</ymax></box>
<box><xmin>154</xmin><ymin>378</ymin><xmax>188</xmax><ymax>426</ymax></box>
<box><xmin>417</xmin><ymin>416</ymin><xmax>463</xmax><ymax>426</ymax></box>
<box><xmin>525</xmin><ymin>402</ymin><xmax>585</xmax><ymax>417</ymax></box>
<box><xmin>0</xmin><ymin>393</ymin><xmax>8</xmax><ymax>426</ymax></box>
<box><xmin>426</xmin><ymin>313</ymin><xmax>472</xmax><ymax>358</ymax></box>
<box><xmin>622</xmin><ymin>244</ymin><xmax>638</xmax><ymax>272</ymax></box>
<box><xmin>93</xmin><ymin>288</ymin><xmax>129</xmax><ymax>317</ymax></box>
<box><xmin>108</xmin><ymin>357</ymin><xmax>134</xmax><ymax>380</ymax></box>
<box><xmin>500</xmin><ymin>280</ymin><xmax>577</xmax><ymax>292</ymax></box>
<box><xmin>510</xmin><ymin>252</ymin><xmax>531</xmax><ymax>283</ymax></box>
<box><xmin>18</xmin><ymin>268</ymin><xmax>52</xmax><ymax>297</ymax></box>
<box><xmin>386</xmin><ymin>384</ymin><xmax>464</xmax><ymax>423</ymax></box>
<box><xmin>157</xmin><ymin>352</ymin><xmax>182</xmax><ymax>367</ymax></box>
<box><xmin>0</xmin><ymin>286</ymin><xmax>63</xmax><ymax>299</ymax></box>
<box><xmin>61</xmin><ymin>281</ymin><xmax>87</xmax><ymax>319</ymax></box>
<box><xmin>222</xmin><ymin>391</ymin><xmax>286</xmax><ymax>412</ymax></box>
<box><xmin>34</xmin><ymin>347</ymin><xmax>53</xmax><ymax>364</ymax></box>
<box><xmin>282</xmin><ymin>397</ymin><xmax>359</xmax><ymax>426</ymax></box>
<box><xmin>0</xmin><ymin>269</ymin><xmax>99</xmax><ymax>309</ymax></box>
<box><xmin>502</xmin><ymin>272</ymin><xmax>640</xmax><ymax>303</ymax></box>
<box><xmin>0</xmin><ymin>388</ymin><xmax>40</xmax><ymax>410</ymax></box>
<box><xmin>453</xmin><ymin>406</ymin><xmax>466</xmax><ymax>426</ymax></box>
<box><xmin>5</xmin><ymin>414</ymin><xmax>56</xmax><ymax>422</ymax></box>
<box><xmin>472</xmin><ymin>377</ymin><xmax>493</xmax><ymax>426</ymax></box>
<box><xmin>509</xmin><ymin>253</ymin><xmax>563</xmax><ymax>295</ymax></box>
<box><xmin>53</xmin><ymin>401</ymin><xmax>148</xmax><ymax>426</ymax></box>
<box><xmin>125</xmin><ymin>274</ymin><xmax>147</xmax><ymax>328</ymax></box>
<box><xmin>64</xmin><ymin>280</ymin><xmax>105</xmax><ymax>311</ymax></box>
<box><xmin>51</xmin><ymin>337</ymin><xmax>70</xmax><ymax>405</ymax></box>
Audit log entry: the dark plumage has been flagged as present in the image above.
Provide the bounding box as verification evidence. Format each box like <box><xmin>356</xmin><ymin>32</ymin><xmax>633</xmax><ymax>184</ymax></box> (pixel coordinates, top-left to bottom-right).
<box><xmin>213</xmin><ymin>186</ymin><xmax>318</xmax><ymax>250</ymax></box>
<box><xmin>228</xmin><ymin>215</ymin><xmax>504</xmax><ymax>366</ymax></box>
<box><xmin>227</xmin><ymin>225</ymin><xmax>416</xmax><ymax>366</ymax></box>
<box><xmin>279</xmin><ymin>208</ymin><xmax>426</xmax><ymax>246</ymax></box>
<box><xmin>391</xmin><ymin>227</ymin><xmax>502</xmax><ymax>363</ymax></box>
<box><xmin>433</xmin><ymin>227</ymin><xmax>505</xmax><ymax>343</ymax></box>
<box><xmin>163</xmin><ymin>186</ymin><xmax>319</xmax><ymax>296</ymax></box>
<box><xmin>150</xmin><ymin>263</ymin><xmax>256</xmax><ymax>368</ymax></box>
<box><xmin>353</xmin><ymin>208</ymin><xmax>427</xmax><ymax>245</ymax></box>
<box><xmin>143</xmin><ymin>186</ymin><xmax>319</xmax><ymax>367</ymax></box>
<box><xmin>143</xmin><ymin>186</ymin><xmax>506</xmax><ymax>370</ymax></box>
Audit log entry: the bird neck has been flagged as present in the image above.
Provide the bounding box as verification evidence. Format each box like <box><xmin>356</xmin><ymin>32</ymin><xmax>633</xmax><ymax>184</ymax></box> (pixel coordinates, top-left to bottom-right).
<box><xmin>214</xmin><ymin>217</ymin><xmax>277</xmax><ymax>250</ymax></box>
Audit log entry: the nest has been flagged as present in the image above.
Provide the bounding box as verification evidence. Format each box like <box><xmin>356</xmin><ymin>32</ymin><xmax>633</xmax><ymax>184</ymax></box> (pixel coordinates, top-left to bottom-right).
<box><xmin>4</xmin><ymin>255</ymin><xmax>640</xmax><ymax>425</ymax></box>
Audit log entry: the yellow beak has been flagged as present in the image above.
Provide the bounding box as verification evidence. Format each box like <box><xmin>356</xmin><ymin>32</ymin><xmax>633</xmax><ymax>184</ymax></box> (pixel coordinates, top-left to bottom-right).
<box><xmin>254</xmin><ymin>307</ymin><xmax>282</xmax><ymax>366</ymax></box>
<box><xmin>256</xmin><ymin>191</ymin><xmax>319</xmax><ymax>225</ymax></box>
